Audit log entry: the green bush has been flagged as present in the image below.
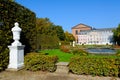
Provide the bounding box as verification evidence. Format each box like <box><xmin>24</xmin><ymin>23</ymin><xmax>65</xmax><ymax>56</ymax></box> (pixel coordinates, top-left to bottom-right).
<box><xmin>71</xmin><ymin>49</ymin><xmax>88</xmax><ymax>56</ymax></box>
<box><xmin>24</xmin><ymin>53</ymin><xmax>58</xmax><ymax>72</ymax></box>
<box><xmin>0</xmin><ymin>48</ymin><xmax>9</xmax><ymax>72</ymax></box>
<box><xmin>116</xmin><ymin>49</ymin><xmax>120</xmax><ymax>56</ymax></box>
<box><xmin>0</xmin><ymin>0</ymin><xmax>36</xmax><ymax>71</ymax></box>
<box><xmin>69</xmin><ymin>56</ymin><xmax>120</xmax><ymax>77</ymax></box>
<box><xmin>0</xmin><ymin>0</ymin><xmax>36</xmax><ymax>53</ymax></box>
<box><xmin>38</xmin><ymin>34</ymin><xmax>59</xmax><ymax>50</ymax></box>
<box><xmin>60</xmin><ymin>45</ymin><xmax>88</xmax><ymax>56</ymax></box>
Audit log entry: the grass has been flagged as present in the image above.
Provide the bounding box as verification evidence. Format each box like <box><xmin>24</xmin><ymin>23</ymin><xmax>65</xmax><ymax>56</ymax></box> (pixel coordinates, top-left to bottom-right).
<box><xmin>39</xmin><ymin>49</ymin><xmax>119</xmax><ymax>62</ymax></box>
<box><xmin>40</xmin><ymin>49</ymin><xmax>74</xmax><ymax>62</ymax></box>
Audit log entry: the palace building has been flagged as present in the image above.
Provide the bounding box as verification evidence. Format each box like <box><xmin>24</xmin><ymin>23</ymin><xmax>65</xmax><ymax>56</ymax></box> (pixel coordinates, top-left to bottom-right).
<box><xmin>72</xmin><ymin>23</ymin><xmax>92</xmax><ymax>42</ymax></box>
<box><xmin>72</xmin><ymin>23</ymin><xmax>114</xmax><ymax>45</ymax></box>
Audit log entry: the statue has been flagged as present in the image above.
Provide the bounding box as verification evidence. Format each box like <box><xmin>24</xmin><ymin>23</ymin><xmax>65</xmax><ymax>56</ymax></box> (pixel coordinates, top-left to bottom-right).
<box><xmin>7</xmin><ymin>22</ymin><xmax>25</xmax><ymax>71</ymax></box>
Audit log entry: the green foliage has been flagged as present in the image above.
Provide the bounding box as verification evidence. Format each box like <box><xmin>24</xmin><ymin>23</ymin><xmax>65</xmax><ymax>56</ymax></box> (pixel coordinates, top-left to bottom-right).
<box><xmin>60</xmin><ymin>45</ymin><xmax>88</xmax><ymax>56</ymax></box>
<box><xmin>8</xmin><ymin>0</ymin><xmax>14</xmax><ymax>2</ymax></box>
<box><xmin>69</xmin><ymin>56</ymin><xmax>120</xmax><ymax>77</ymax></box>
<box><xmin>0</xmin><ymin>48</ymin><xmax>9</xmax><ymax>72</ymax></box>
<box><xmin>36</xmin><ymin>18</ymin><xmax>55</xmax><ymax>35</ymax></box>
<box><xmin>64</xmin><ymin>31</ymin><xmax>75</xmax><ymax>42</ymax></box>
<box><xmin>116</xmin><ymin>49</ymin><xmax>120</xmax><ymax>56</ymax></box>
<box><xmin>0</xmin><ymin>0</ymin><xmax>36</xmax><ymax>71</ymax></box>
<box><xmin>37</xmin><ymin>34</ymin><xmax>59</xmax><ymax>50</ymax></box>
<box><xmin>113</xmin><ymin>24</ymin><xmax>120</xmax><ymax>45</ymax></box>
<box><xmin>36</xmin><ymin>18</ymin><xmax>64</xmax><ymax>50</ymax></box>
<box><xmin>0</xmin><ymin>0</ymin><xmax>36</xmax><ymax>53</ymax></box>
<box><xmin>71</xmin><ymin>49</ymin><xmax>88</xmax><ymax>56</ymax></box>
<box><xmin>24</xmin><ymin>53</ymin><xmax>58</xmax><ymax>72</ymax></box>
<box><xmin>55</xmin><ymin>25</ymin><xmax>65</xmax><ymax>41</ymax></box>
<box><xmin>60</xmin><ymin>41</ymin><xmax>71</xmax><ymax>45</ymax></box>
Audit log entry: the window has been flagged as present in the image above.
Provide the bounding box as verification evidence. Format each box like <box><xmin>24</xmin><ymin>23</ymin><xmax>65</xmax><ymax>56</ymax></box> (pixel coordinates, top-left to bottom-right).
<box><xmin>75</xmin><ymin>30</ymin><xmax>78</xmax><ymax>34</ymax></box>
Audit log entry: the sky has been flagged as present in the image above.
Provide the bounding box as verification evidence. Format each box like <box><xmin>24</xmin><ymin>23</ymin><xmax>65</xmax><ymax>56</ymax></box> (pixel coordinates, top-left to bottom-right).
<box><xmin>15</xmin><ymin>0</ymin><xmax>120</xmax><ymax>32</ymax></box>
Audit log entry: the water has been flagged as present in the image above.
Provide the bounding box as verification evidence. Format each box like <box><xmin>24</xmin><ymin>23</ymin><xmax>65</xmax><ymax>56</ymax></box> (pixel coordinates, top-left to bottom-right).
<box><xmin>86</xmin><ymin>48</ymin><xmax>116</xmax><ymax>54</ymax></box>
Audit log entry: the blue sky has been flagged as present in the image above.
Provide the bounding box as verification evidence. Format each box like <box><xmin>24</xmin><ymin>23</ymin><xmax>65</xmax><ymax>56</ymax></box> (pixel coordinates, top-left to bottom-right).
<box><xmin>15</xmin><ymin>0</ymin><xmax>120</xmax><ymax>32</ymax></box>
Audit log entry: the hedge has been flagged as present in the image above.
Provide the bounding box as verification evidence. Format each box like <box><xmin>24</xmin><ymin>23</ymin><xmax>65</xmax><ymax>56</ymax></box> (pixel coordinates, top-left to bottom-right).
<box><xmin>0</xmin><ymin>0</ymin><xmax>36</xmax><ymax>52</ymax></box>
<box><xmin>0</xmin><ymin>0</ymin><xmax>36</xmax><ymax>71</ymax></box>
<box><xmin>0</xmin><ymin>49</ymin><xmax>9</xmax><ymax>71</ymax></box>
<box><xmin>24</xmin><ymin>53</ymin><xmax>58</xmax><ymax>72</ymax></box>
<box><xmin>69</xmin><ymin>56</ymin><xmax>120</xmax><ymax>77</ymax></box>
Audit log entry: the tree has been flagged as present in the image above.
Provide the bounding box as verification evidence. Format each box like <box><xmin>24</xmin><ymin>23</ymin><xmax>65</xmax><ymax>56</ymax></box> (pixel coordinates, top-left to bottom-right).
<box><xmin>54</xmin><ymin>25</ymin><xmax>65</xmax><ymax>41</ymax></box>
<box><xmin>64</xmin><ymin>31</ymin><xmax>75</xmax><ymax>42</ymax></box>
<box><xmin>113</xmin><ymin>24</ymin><xmax>120</xmax><ymax>45</ymax></box>
<box><xmin>36</xmin><ymin>18</ymin><xmax>60</xmax><ymax>50</ymax></box>
<box><xmin>8</xmin><ymin>0</ymin><xmax>14</xmax><ymax>2</ymax></box>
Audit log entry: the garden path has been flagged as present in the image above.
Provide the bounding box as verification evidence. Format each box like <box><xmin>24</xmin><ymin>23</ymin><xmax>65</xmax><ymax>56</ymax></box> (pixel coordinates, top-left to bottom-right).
<box><xmin>0</xmin><ymin>70</ymin><xmax>119</xmax><ymax>80</ymax></box>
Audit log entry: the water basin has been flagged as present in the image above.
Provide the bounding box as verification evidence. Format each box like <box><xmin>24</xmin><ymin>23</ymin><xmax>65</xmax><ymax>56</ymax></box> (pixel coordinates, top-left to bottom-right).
<box><xmin>86</xmin><ymin>48</ymin><xmax>116</xmax><ymax>54</ymax></box>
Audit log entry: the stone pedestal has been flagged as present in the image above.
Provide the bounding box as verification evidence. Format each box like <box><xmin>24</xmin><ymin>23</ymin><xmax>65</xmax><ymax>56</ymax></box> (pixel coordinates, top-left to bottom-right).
<box><xmin>55</xmin><ymin>62</ymin><xmax>69</xmax><ymax>74</ymax></box>
<box><xmin>7</xmin><ymin>45</ymin><xmax>25</xmax><ymax>71</ymax></box>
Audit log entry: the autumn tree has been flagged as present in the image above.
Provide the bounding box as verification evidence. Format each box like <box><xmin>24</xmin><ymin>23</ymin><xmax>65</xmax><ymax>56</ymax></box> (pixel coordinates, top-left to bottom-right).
<box><xmin>36</xmin><ymin>18</ymin><xmax>63</xmax><ymax>50</ymax></box>
<box><xmin>64</xmin><ymin>31</ymin><xmax>75</xmax><ymax>42</ymax></box>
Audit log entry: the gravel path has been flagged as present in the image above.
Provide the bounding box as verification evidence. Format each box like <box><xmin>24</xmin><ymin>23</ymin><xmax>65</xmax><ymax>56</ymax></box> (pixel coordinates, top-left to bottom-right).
<box><xmin>0</xmin><ymin>70</ymin><xmax>120</xmax><ymax>80</ymax></box>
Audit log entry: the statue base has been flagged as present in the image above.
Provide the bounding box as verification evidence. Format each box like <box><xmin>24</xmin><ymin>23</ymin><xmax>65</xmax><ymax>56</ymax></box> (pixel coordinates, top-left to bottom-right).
<box><xmin>7</xmin><ymin>45</ymin><xmax>25</xmax><ymax>71</ymax></box>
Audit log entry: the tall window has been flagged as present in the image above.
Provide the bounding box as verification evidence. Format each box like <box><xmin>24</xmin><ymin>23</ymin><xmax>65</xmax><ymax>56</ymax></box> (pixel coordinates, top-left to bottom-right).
<box><xmin>75</xmin><ymin>30</ymin><xmax>78</xmax><ymax>34</ymax></box>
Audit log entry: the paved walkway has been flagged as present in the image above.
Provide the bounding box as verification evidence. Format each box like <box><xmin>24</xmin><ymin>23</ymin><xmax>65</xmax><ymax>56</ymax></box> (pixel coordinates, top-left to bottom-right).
<box><xmin>0</xmin><ymin>70</ymin><xmax>120</xmax><ymax>80</ymax></box>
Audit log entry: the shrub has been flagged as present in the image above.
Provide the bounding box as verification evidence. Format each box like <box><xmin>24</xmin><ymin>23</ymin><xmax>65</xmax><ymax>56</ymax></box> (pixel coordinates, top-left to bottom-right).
<box><xmin>0</xmin><ymin>48</ymin><xmax>9</xmax><ymax>72</ymax></box>
<box><xmin>60</xmin><ymin>41</ymin><xmax>71</xmax><ymax>45</ymax></box>
<box><xmin>0</xmin><ymin>0</ymin><xmax>36</xmax><ymax>53</ymax></box>
<box><xmin>60</xmin><ymin>45</ymin><xmax>89</xmax><ymax>56</ymax></box>
<box><xmin>38</xmin><ymin>34</ymin><xmax>59</xmax><ymax>50</ymax></box>
<box><xmin>116</xmin><ymin>49</ymin><xmax>120</xmax><ymax>56</ymax></box>
<box><xmin>24</xmin><ymin>53</ymin><xmax>58</xmax><ymax>72</ymax></box>
<box><xmin>71</xmin><ymin>49</ymin><xmax>88</xmax><ymax>56</ymax></box>
<box><xmin>69</xmin><ymin>56</ymin><xmax>120</xmax><ymax>77</ymax></box>
<box><xmin>60</xmin><ymin>45</ymin><xmax>71</xmax><ymax>53</ymax></box>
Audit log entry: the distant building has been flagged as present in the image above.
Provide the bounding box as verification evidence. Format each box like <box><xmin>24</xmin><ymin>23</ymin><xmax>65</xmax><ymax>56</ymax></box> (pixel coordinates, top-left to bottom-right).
<box><xmin>72</xmin><ymin>23</ymin><xmax>114</xmax><ymax>45</ymax></box>
<box><xmin>72</xmin><ymin>23</ymin><xmax>92</xmax><ymax>42</ymax></box>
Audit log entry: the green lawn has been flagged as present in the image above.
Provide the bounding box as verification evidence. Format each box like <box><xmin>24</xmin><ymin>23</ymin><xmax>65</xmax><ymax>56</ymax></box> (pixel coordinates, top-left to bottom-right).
<box><xmin>41</xmin><ymin>49</ymin><xmax>74</xmax><ymax>62</ymax></box>
<box><xmin>40</xmin><ymin>49</ymin><xmax>118</xmax><ymax>62</ymax></box>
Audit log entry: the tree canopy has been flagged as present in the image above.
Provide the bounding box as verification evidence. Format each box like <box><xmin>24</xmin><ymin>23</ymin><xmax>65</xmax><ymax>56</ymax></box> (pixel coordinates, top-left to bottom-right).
<box><xmin>54</xmin><ymin>25</ymin><xmax>65</xmax><ymax>41</ymax></box>
<box><xmin>64</xmin><ymin>31</ymin><xmax>75</xmax><ymax>42</ymax></box>
<box><xmin>113</xmin><ymin>24</ymin><xmax>120</xmax><ymax>45</ymax></box>
<box><xmin>36</xmin><ymin>18</ymin><xmax>65</xmax><ymax>50</ymax></box>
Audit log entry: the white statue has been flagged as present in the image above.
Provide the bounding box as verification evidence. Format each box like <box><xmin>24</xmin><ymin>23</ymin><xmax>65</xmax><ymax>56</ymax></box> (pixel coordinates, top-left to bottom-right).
<box><xmin>8</xmin><ymin>22</ymin><xmax>25</xmax><ymax>70</ymax></box>
<box><xmin>11</xmin><ymin>22</ymin><xmax>22</xmax><ymax>46</ymax></box>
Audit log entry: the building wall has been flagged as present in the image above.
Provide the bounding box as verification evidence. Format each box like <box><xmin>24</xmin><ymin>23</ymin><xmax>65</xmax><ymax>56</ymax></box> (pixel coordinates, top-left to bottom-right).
<box><xmin>72</xmin><ymin>24</ymin><xmax>92</xmax><ymax>42</ymax></box>
<box><xmin>78</xmin><ymin>29</ymin><xmax>113</xmax><ymax>45</ymax></box>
